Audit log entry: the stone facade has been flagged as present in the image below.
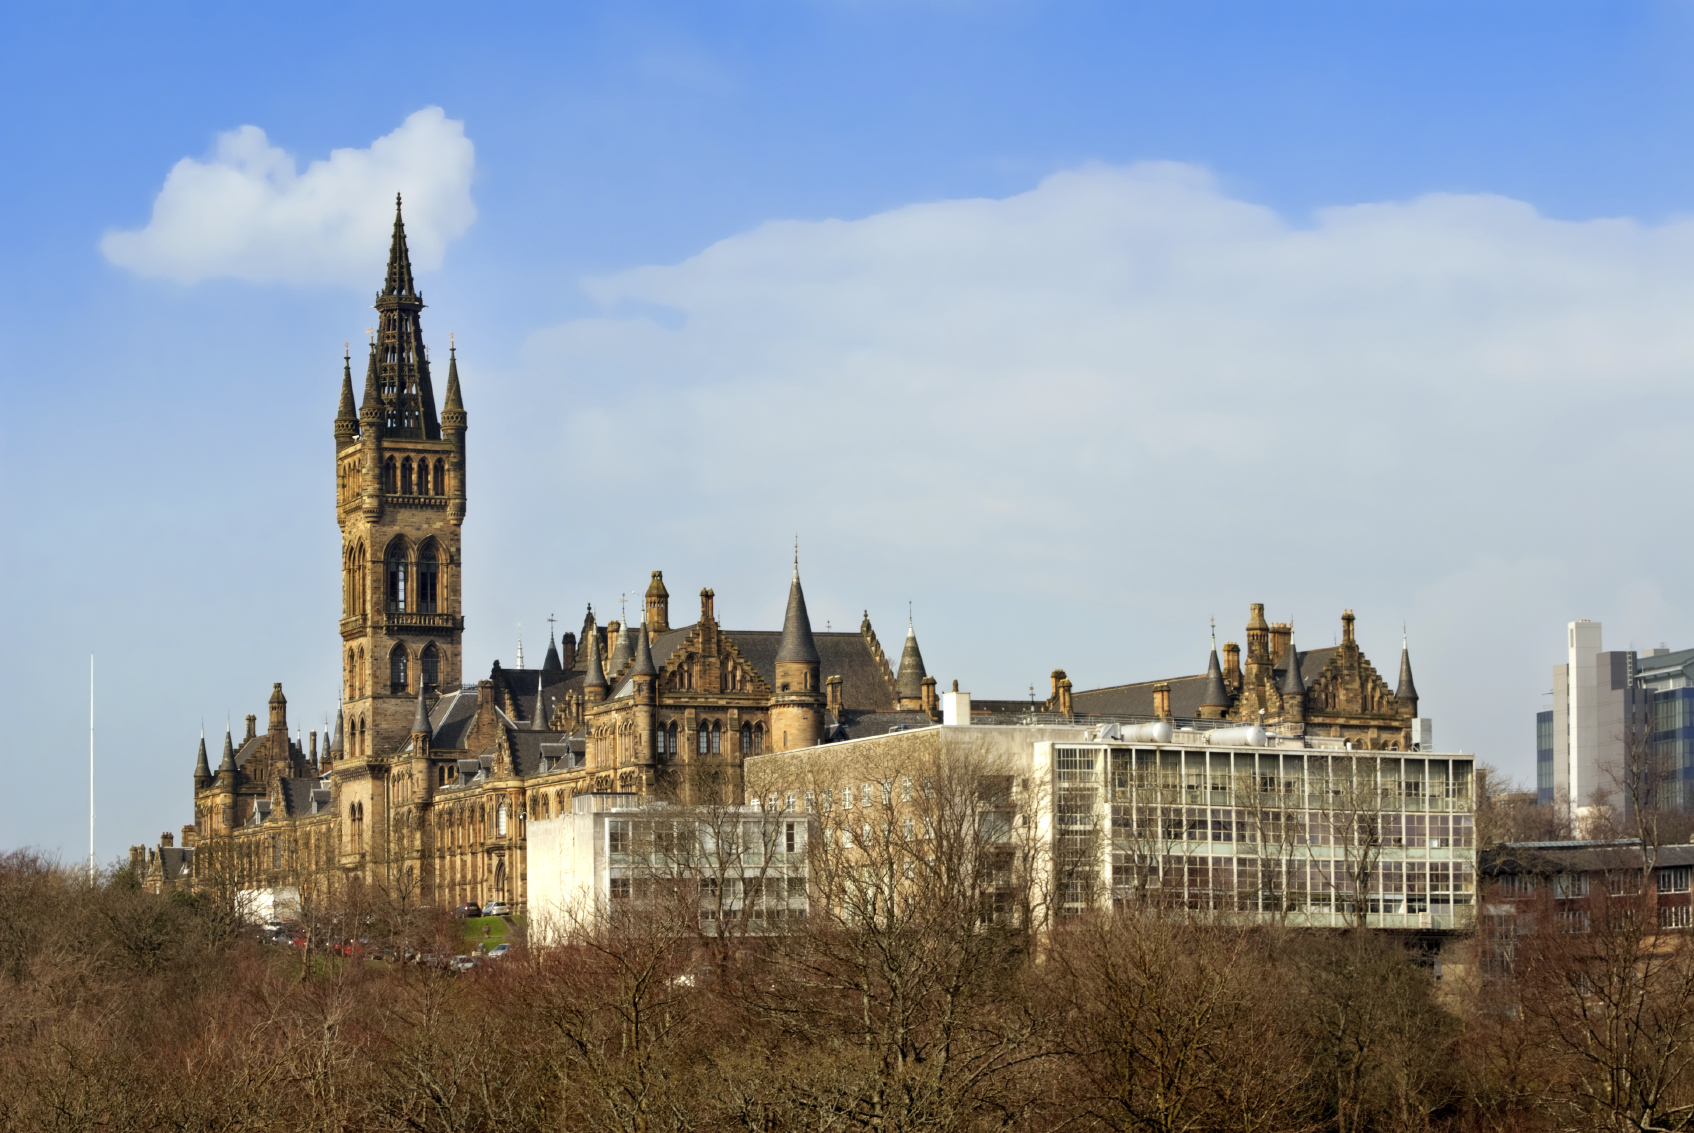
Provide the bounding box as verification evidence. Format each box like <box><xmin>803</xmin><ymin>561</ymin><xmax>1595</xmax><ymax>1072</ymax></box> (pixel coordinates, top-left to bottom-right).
<box><xmin>977</xmin><ymin>602</ymin><xmax>1423</xmax><ymax>752</ymax></box>
<box><xmin>132</xmin><ymin>202</ymin><xmax>934</xmax><ymax>911</ymax></box>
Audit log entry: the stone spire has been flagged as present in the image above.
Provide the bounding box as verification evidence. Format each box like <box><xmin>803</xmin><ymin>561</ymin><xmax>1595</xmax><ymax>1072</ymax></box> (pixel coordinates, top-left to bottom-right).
<box><xmin>330</xmin><ymin>707</ymin><xmax>344</xmax><ymax>759</ymax></box>
<box><xmin>895</xmin><ymin>619</ymin><xmax>927</xmax><ymax>704</ymax></box>
<box><xmin>441</xmin><ymin>344</ymin><xmax>465</xmax><ymax>429</ymax></box>
<box><xmin>412</xmin><ymin>685</ymin><xmax>430</xmax><ymax>736</ymax></box>
<box><xmin>607</xmin><ymin>620</ymin><xmax>635</xmax><ymax>676</ymax></box>
<box><xmin>584</xmin><ymin>628</ymin><xmax>608</xmax><ymax>693</ymax></box>
<box><xmin>630</xmin><ymin>624</ymin><xmax>658</xmax><ymax>678</ymax></box>
<box><xmin>543</xmin><ymin>630</ymin><xmax>563</xmax><ymax>675</ymax></box>
<box><xmin>217</xmin><ymin>727</ymin><xmax>236</xmax><ymax>774</ymax></box>
<box><xmin>370</xmin><ymin>195</ymin><xmax>440</xmax><ymax>441</ymax></box>
<box><xmin>1278</xmin><ymin>636</ymin><xmax>1305</xmax><ymax>697</ymax></box>
<box><xmin>1396</xmin><ymin>631</ymin><xmax>1419</xmax><ymax>707</ymax></box>
<box><xmin>384</xmin><ymin>196</ymin><xmax>418</xmax><ymax>298</ymax></box>
<box><xmin>776</xmin><ymin>567</ymin><xmax>819</xmax><ymax>665</ymax></box>
<box><xmin>334</xmin><ymin>348</ymin><xmax>358</xmax><ymax>444</ymax></box>
<box><xmin>193</xmin><ymin>729</ymin><xmax>212</xmax><ymax>788</ymax></box>
<box><xmin>532</xmin><ymin>673</ymin><xmax>549</xmax><ymax>730</ymax></box>
<box><xmin>1200</xmin><ymin>647</ymin><xmax>1230</xmax><ymax>714</ymax></box>
<box><xmin>358</xmin><ymin>340</ymin><xmax>382</xmax><ymax>426</ymax></box>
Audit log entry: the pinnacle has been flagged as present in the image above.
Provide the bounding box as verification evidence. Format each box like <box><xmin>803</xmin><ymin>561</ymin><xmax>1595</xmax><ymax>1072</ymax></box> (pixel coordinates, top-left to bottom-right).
<box><xmin>335</xmin><ymin>350</ymin><xmax>358</xmax><ymax>429</ymax></box>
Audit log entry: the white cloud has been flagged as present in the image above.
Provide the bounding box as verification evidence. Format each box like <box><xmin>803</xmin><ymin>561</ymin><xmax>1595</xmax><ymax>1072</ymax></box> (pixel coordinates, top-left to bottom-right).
<box><xmin>101</xmin><ymin>107</ymin><xmax>476</xmax><ymax>285</ymax></box>
<box><xmin>470</xmin><ymin>162</ymin><xmax>1694</xmax><ymax>782</ymax></box>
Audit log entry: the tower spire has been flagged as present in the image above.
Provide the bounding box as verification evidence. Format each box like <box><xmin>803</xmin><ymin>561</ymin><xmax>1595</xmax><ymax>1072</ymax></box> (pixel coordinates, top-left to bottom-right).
<box><xmin>384</xmin><ymin>194</ymin><xmax>418</xmax><ymax>298</ymax></box>
<box><xmin>370</xmin><ymin>194</ymin><xmax>440</xmax><ymax>440</ymax></box>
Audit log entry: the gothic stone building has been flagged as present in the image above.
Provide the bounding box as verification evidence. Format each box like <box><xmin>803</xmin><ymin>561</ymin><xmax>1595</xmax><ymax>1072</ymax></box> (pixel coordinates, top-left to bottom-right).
<box><xmin>985</xmin><ymin>603</ymin><xmax>1424</xmax><ymax>751</ymax></box>
<box><xmin>131</xmin><ymin>202</ymin><xmax>939</xmax><ymax>912</ymax></box>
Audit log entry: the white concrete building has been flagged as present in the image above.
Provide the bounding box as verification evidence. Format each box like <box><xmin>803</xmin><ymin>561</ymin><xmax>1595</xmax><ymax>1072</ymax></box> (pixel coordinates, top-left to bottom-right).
<box><xmin>526</xmin><ymin>792</ymin><xmax>814</xmax><ymax>943</ymax></box>
<box><xmin>747</xmin><ymin>715</ymin><xmax>1478</xmax><ymax>933</ymax></box>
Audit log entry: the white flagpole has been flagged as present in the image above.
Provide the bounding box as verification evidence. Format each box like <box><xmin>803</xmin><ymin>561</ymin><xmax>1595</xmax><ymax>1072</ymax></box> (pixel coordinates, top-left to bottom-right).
<box><xmin>89</xmin><ymin>654</ymin><xmax>95</xmax><ymax>883</ymax></box>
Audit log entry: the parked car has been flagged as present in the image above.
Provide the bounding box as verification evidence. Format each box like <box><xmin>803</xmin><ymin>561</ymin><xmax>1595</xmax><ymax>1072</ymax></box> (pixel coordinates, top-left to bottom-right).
<box><xmin>451</xmin><ymin>902</ymin><xmax>482</xmax><ymax>918</ymax></box>
<box><xmin>482</xmin><ymin>901</ymin><xmax>512</xmax><ymax>917</ymax></box>
<box><xmin>483</xmin><ymin>942</ymin><xmax>511</xmax><ymax>959</ymax></box>
<box><xmin>448</xmin><ymin>954</ymin><xmax>479</xmax><ymax>973</ymax></box>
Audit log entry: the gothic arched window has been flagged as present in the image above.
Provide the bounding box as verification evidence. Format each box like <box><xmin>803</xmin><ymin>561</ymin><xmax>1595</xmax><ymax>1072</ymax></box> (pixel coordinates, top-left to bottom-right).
<box><xmin>418</xmin><ymin>542</ymin><xmax>438</xmax><ymax>613</ymax></box>
<box><xmin>421</xmin><ymin>643</ymin><xmax>440</xmax><ymax>688</ymax></box>
<box><xmin>383</xmin><ymin>457</ymin><xmax>398</xmax><ymax>493</ymax></box>
<box><xmin>433</xmin><ymin>459</ymin><xmax>445</xmax><ymax>495</ymax></box>
<box><xmin>753</xmin><ymin>724</ymin><xmax>764</xmax><ymax>755</ymax></box>
<box><xmin>386</xmin><ymin>539</ymin><xmax>409</xmax><ymax>612</ymax></box>
<box><xmin>741</xmin><ymin>723</ymin><xmax>752</xmax><ymax>754</ymax></box>
<box><xmin>401</xmin><ymin>458</ymin><xmax>413</xmax><ymax>495</ymax></box>
<box><xmin>390</xmin><ymin>644</ymin><xmax>409</xmax><ymax>693</ymax></box>
<box><xmin>698</xmin><ymin>724</ymin><xmax>709</xmax><ymax>755</ymax></box>
<box><xmin>710</xmin><ymin>721</ymin><xmax>722</xmax><ymax>754</ymax></box>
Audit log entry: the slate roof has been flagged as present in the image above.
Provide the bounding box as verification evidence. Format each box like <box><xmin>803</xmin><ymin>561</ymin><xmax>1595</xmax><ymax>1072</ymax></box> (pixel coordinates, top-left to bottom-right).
<box><xmin>429</xmin><ymin>687</ymin><xmax>481</xmax><ymax>750</ymax></box>
<box><xmin>508</xmin><ymin>730</ymin><xmax>579</xmax><ymax>777</ymax></box>
<box><xmin>280</xmin><ymin>778</ymin><xmax>318</xmax><ymax>817</ymax></box>
<box><xmin>1071</xmin><ymin>647</ymin><xmax>1338</xmax><ymax>719</ymax></box>
<box><xmin>1481</xmin><ymin>841</ymin><xmax>1694</xmax><ymax>876</ymax></box>
<box><xmin>156</xmin><ymin>846</ymin><xmax>193</xmax><ymax>881</ymax></box>
<box><xmin>495</xmin><ymin>666</ymin><xmax>583</xmax><ymax>729</ymax></box>
<box><xmin>233</xmin><ymin>735</ymin><xmax>264</xmax><ymax>770</ymax></box>
<box><xmin>826</xmin><ymin>709</ymin><xmax>937</xmax><ymax>741</ymax></box>
<box><xmin>732</xmin><ymin>630</ymin><xmax>896</xmax><ymax>711</ymax></box>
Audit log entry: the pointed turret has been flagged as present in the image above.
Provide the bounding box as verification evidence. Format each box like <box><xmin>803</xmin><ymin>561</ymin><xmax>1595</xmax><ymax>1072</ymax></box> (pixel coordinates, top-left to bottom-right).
<box><xmin>771</xmin><ymin>564</ymin><xmax>824</xmax><ymax>751</ymax></box>
<box><xmin>895</xmin><ymin>620</ymin><xmax>927</xmax><ymax>708</ymax></box>
<box><xmin>412</xmin><ymin>685</ymin><xmax>430</xmax><ymax>736</ymax></box>
<box><xmin>1199</xmin><ymin>648</ymin><xmax>1230</xmax><ymax>718</ymax></box>
<box><xmin>334</xmin><ymin>348</ymin><xmax>358</xmax><ymax>445</ymax></box>
<box><xmin>1396</xmin><ymin>634</ymin><xmax>1419</xmax><ymax>710</ymax></box>
<box><xmin>193</xmin><ymin>730</ymin><xmax>212</xmax><ymax>789</ymax></box>
<box><xmin>543</xmin><ymin>632</ymin><xmax>563</xmax><ymax>675</ymax></box>
<box><xmin>776</xmin><ymin>570</ymin><xmax>819</xmax><ymax>665</ymax></box>
<box><xmin>358</xmin><ymin>340</ymin><xmax>382</xmax><ymax>423</ymax></box>
<box><xmin>330</xmin><ymin>707</ymin><xmax>344</xmax><ymax>760</ymax></box>
<box><xmin>441</xmin><ymin>344</ymin><xmax>466</xmax><ymax>429</ymax></box>
<box><xmin>533</xmin><ymin>673</ymin><xmax>550</xmax><ymax>730</ymax></box>
<box><xmin>1278</xmin><ymin>637</ymin><xmax>1305</xmax><ymax>697</ymax></box>
<box><xmin>217</xmin><ymin>728</ymin><xmax>236</xmax><ymax>774</ymax></box>
<box><xmin>631</xmin><ymin>624</ymin><xmax>658</xmax><ymax>678</ymax></box>
<box><xmin>607</xmin><ymin>621</ymin><xmax>635</xmax><ymax>676</ymax></box>
<box><xmin>584</xmin><ymin>630</ymin><xmax>608</xmax><ymax>703</ymax></box>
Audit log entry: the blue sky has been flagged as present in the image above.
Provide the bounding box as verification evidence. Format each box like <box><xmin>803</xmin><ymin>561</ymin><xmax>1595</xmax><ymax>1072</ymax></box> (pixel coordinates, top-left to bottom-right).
<box><xmin>4</xmin><ymin>1</ymin><xmax>1694</xmax><ymax>860</ymax></box>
